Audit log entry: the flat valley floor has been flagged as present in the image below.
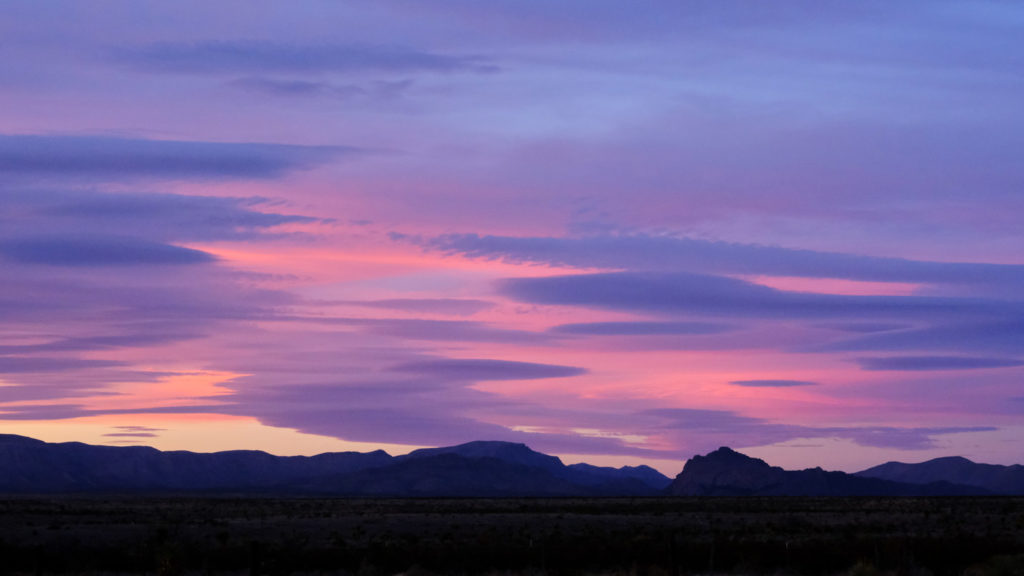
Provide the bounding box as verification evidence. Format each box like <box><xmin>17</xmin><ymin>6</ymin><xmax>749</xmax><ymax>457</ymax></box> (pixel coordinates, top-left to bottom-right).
<box><xmin>0</xmin><ymin>497</ymin><xmax>1022</xmax><ymax>575</ymax></box>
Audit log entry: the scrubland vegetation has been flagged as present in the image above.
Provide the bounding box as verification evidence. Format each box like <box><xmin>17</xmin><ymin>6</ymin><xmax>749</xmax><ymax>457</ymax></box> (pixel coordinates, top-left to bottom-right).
<box><xmin>0</xmin><ymin>497</ymin><xmax>1021</xmax><ymax>575</ymax></box>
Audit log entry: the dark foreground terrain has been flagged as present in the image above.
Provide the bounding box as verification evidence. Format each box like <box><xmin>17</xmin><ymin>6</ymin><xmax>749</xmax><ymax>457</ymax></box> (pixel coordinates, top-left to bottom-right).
<box><xmin>1</xmin><ymin>497</ymin><xmax>1022</xmax><ymax>576</ymax></box>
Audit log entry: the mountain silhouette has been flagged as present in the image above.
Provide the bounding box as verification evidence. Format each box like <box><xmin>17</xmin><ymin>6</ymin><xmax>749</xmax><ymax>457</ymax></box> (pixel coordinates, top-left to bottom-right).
<box><xmin>0</xmin><ymin>433</ymin><xmax>391</xmax><ymax>493</ymax></box>
<box><xmin>3</xmin><ymin>435</ymin><xmax>1014</xmax><ymax>497</ymax></box>
<box><xmin>856</xmin><ymin>456</ymin><xmax>1024</xmax><ymax>494</ymax></box>
<box><xmin>396</xmin><ymin>440</ymin><xmax>670</xmax><ymax>492</ymax></box>
<box><xmin>0</xmin><ymin>434</ymin><xmax>669</xmax><ymax>496</ymax></box>
<box><xmin>668</xmin><ymin>447</ymin><xmax>988</xmax><ymax>496</ymax></box>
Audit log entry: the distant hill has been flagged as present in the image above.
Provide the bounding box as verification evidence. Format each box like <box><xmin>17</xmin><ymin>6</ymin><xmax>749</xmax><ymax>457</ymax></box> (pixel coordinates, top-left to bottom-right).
<box><xmin>0</xmin><ymin>433</ymin><xmax>392</xmax><ymax>493</ymax></box>
<box><xmin>565</xmin><ymin>462</ymin><xmax>673</xmax><ymax>491</ymax></box>
<box><xmin>297</xmin><ymin>453</ymin><xmax>591</xmax><ymax>497</ymax></box>
<box><xmin>668</xmin><ymin>447</ymin><xmax>988</xmax><ymax>496</ymax></box>
<box><xmin>396</xmin><ymin>440</ymin><xmax>671</xmax><ymax>492</ymax></box>
<box><xmin>856</xmin><ymin>456</ymin><xmax>1024</xmax><ymax>495</ymax></box>
<box><xmin>0</xmin><ymin>434</ymin><xmax>669</xmax><ymax>496</ymax></box>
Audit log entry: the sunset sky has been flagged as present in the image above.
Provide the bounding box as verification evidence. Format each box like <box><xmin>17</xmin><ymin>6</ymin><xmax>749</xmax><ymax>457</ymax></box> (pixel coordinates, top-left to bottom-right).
<box><xmin>1</xmin><ymin>1</ymin><xmax>1022</xmax><ymax>474</ymax></box>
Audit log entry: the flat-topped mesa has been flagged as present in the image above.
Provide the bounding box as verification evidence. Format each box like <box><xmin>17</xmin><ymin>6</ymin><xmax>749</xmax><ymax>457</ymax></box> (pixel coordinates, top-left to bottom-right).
<box><xmin>402</xmin><ymin>440</ymin><xmax>564</xmax><ymax>471</ymax></box>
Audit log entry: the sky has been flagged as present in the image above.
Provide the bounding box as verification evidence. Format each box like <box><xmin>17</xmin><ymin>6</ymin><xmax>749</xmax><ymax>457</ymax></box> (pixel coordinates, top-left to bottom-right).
<box><xmin>1</xmin><ymin>1</ymin><xmax>1022</xmax><ymax>475</ymax></box>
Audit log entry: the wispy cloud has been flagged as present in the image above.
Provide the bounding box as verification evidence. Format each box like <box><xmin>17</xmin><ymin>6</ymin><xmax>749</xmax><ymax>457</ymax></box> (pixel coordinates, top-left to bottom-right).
<box><xmin>114</xmin><ymin>41</ymin><xmax>497</xmax><ymax>75</ymax></box>
<box><xmin>642</xmin><ymin>408</ymin><xmax>995</xmax><ymax>451</ymax></box>
<box><xmin>551</xmin><ymin>321</ymin><xmax>734</xmax><ymax>336</ymax></box>
<box><xmin>391</xmin><ymin>358</ymin><xmax>587</xmax><ymax>381</ymax></box>
<box><xmin>854</xmin><ymin>356</ymin><xmax>1024</xmax><ymax>371</ymax></box>
<box><xmin>4</xmin><ymin>189</ymin><xmax>321</xmax><ymax>242</ymax></box>
<box><xmin>0</xmin><ymin>357</ymin><xmax>123</xmax><ymax>374</ymax></box>
<box><xmin>226</xmin><ymin>76</ymin><xmax>415</xmax><ymax>101</ymax></box>
<box><xmin>499</xmin><ymin>271</ymin><xmax>1022</xmax><ymax>320</ymax></box>
<box><xmin>0</xmin><ymin>135</ymin><xmax>355</xmax><ymax>180</ymax></box>
<box><xmin>422</xmin><ymin>232</ymin><xmax>1024</xmax><ymax>289</ymax></box>
<box><xmin>729</xmin><ymin>380</ymin><xmax>819</xmax><ymax>388</ymax></box>
<box><xmin>335</xmin><ymin>298</ymin><xmax>495</xmax><ymax>317</ymax></box>
<box><xmin>0</xmin><ymin>236</ymin><xmax>215</xmax><ymax>266</ymax></box>
<box><xmin>820</xmin><ymin>320</ymin><xmax>1024</xmax><ymax>355</ymax></box>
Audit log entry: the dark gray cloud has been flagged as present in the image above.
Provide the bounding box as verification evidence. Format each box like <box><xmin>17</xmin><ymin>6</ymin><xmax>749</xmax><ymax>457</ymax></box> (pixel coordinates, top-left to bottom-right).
<box><xmin>854</xmin><ymin>355</ymin><xmax>1024</xmax><ymax>371</ymax></box>
<box><xmin>729</xmin><ymin>379</ymin><xmax>819</xmax><ymax>387</ymax></box>
<box><xmin>115</xmin><ymin>41</ymin><xmax>496</xmax><ymax>75</ymax></box>
<box><xmin>390</xmin><ymin>358</ymin><xmax>586</xmax><ymax>381</ymax></box>
<box><xmin>0</xmin><ymin>236</ymin><xmax>215</xmax><ymax>266</ymax></box>
<box><xmin>499</xmin><ymin>271</ymin><xmax>1022</xmax><ymax>320</ymax></box>
<box><xmin>551</xmin><ymin>321</ymin><xmax>734</xmax><ymax>336</ymax></box>
<box><xmin>423</xmin><ymin>233</ymin><xmax>1024</xmax><ymax>289</ymax></box>
<box><xmin>0</xmin><ymin>134</ymin><xmax>353</xmax><ymax>180</ymax></box>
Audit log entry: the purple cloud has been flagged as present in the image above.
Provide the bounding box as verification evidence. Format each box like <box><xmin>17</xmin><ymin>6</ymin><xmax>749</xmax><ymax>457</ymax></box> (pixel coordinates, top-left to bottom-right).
<box><xmin>0</xmin><ymin>236</ymin><xmax>215</xmax><ymax>266</ymax></box>
<box><xmin>227</xmin><ymin>77</ymin><xmax>361</xmax><ymax>98</ymax></box>
<box><xmin>642</xmin><ymin>408</ymin><xmax>995</xmax><ymax>451</ymax></box>
<box><xmin>818</xmin><ymin>323</ymin><xmax>909</xmax><ymax>333</ymax></box>
<box><xmin>0</xmin><ymin>330</ymin><xmax>203</xmax><ymax>354</ymax></box>
<box><xmin>730</xmin><ymin>380</ymin><xmax>819</xmax><ymax>388</ymax></box>
<box><xmin>499</xmin><ymin>272</ymin><xmax>1022</xmax><ymax>320</ymax></box>
<box><xmin>551</xmin><ymin>321</ymin><xmax>734</xmax><ymax>336</ymax></box>
<box><xmin>0</xmin><ymin>135</ymin><xmax>354</xmax><ymax>180</ymax></box>
<box><xmin>226</xmin><ymin>77</ymin><xmax>414</xmax><ymax>102</ymax></box>
<box><xmin>423</xmin><ymin>233</ymin><xmax>1024</xmax><ymax>289</ymax></box>
<box><xmin>27</xmin><ymin>190</ymin><xmax>320</xmax><ymax>241</ymax></box>
<box><xmin>390</xmin><ymin>358</ymin><xmax>586</xmax><ymax>381</ymax></box>
<box><xmin>854</xmin><ymin>356</ymin><xmax>1024</xmax><ymax>371</ymax></box>
<box><xmin>337</xmin><ymin>298</ymin><xmax>495</xmax><ymax>316</ymax></box>
<box><xmin>0</xmin><ymin>357</ymin><xmax>123</xmax><ymax>373</ymax></box>
<box><xmin>821</xmin><ymin>320</ymin><xmax>1024</xmax><ymax>355</ymax></box>
<box><xmin>115</xmin><ymin>41</ymin><xmax>496</xmax><ymax>75</ymax></box>
<box><xmin>346</xmin><ymin>318</ymin><xmax>549</xmax><ymax>344</ymax></box>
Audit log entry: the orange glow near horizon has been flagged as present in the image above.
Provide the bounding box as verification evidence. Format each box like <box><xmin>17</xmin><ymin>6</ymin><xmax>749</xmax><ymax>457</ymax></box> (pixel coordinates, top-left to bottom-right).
<box><xmin>0</xmin><ymin>414</ymin><xmax>429</xmax><ymax>457</ymax></box>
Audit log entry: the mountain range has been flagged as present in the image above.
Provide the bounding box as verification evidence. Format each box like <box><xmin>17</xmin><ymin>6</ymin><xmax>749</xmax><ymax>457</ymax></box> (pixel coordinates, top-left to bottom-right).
<box><xmin>0</xmin><ymin>434</ymin><xmax>670</xmax><ymax>496</ymax></box>
<box><xmin>1</xmin><ymin>434</ymin><xmax>1021</xmax><ymax>496</ymax></box>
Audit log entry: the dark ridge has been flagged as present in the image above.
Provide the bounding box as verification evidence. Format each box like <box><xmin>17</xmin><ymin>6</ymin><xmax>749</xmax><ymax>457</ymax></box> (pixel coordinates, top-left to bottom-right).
<box><xmin>0</xmin><ymin>435</ymin><xmax>668</xmax><ymax>496</ymax></box>
<box><xmin>857</xmin><ymin>455</ymin><xmax>1024</xmax><ymax>494</ymax></box>
<box><xmin>668</xmin><ymin>447</ymin><xmax>991</xmax><ymax>496</ymax></box>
